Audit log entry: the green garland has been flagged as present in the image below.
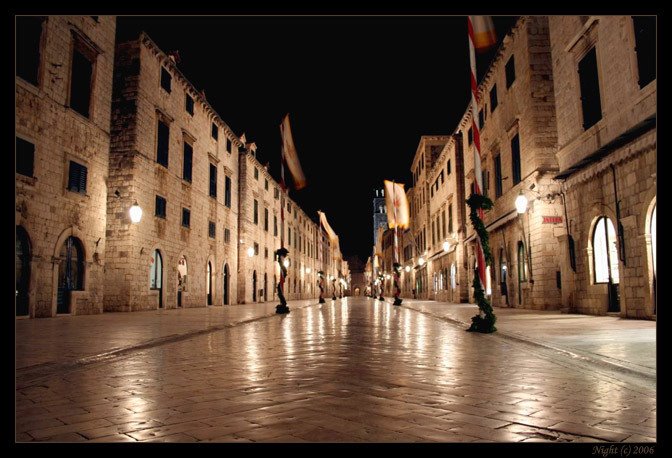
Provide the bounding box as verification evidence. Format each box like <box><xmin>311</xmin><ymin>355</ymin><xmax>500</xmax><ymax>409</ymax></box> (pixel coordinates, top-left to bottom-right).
<box><xmin>466</xmin><ymin>193</ymin><xmax>497</xmax><ymax>333</ymax></box>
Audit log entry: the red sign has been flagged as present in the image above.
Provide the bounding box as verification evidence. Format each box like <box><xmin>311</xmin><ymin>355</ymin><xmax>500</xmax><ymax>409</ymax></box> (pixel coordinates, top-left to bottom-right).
<box><xmin>542</xmin><ymin>216</ymin><xmax>563</xmax><ymax>224</ymax></box>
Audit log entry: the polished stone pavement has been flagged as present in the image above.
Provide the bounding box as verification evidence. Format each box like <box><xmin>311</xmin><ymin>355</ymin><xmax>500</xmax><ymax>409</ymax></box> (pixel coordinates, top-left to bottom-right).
<box><xmin>15</xmin><ymin>297</ymin><xmax>656</xmax><ymax>442</ymax></box>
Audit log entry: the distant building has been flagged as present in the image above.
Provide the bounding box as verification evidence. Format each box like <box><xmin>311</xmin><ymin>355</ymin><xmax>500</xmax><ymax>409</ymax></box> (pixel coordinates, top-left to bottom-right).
<box><xmin>372</xmin><ymin>188</ymin><xmax>387</xmax><ymax>248</ymax></box>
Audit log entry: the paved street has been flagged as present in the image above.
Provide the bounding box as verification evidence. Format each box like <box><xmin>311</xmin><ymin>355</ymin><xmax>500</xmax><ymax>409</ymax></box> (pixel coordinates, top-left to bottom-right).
<box><xmin>15</xmin><ymin>297</ymin><xmax>656</xmax><ymax>443</ymax></box>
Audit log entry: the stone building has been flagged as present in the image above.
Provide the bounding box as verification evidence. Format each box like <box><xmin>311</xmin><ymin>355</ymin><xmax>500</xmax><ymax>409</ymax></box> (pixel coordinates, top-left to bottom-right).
<box><xmin>105</xmin><ymin>32</ymin><xmax>242</xmax><ymax>311</ymax></box>
<box><xmin>548</xmin><ymin>16</ymin><xmax>656</xmax><ymax>318</ymax></box>
<box><xmin>425</xmin><ymin>134</ymin><xmax>470</xmax><ymax>303</ymax></box>
<box><xmin>372</xmin><ymin>188</ymin><xmax>387</xmax><ymax>249</ymax></box>
<box><xmin>408</xmin><ymin>136</ymin><xmax>451</xmax><ymax>299</ymax></box>
<box><xmin>461</xmin><ymin>16</ymin><xmax>563</xmax><ymax>310</ymax></box>
<box><xmin>16</xmin><ymin>16</ymin><xmax>117</xmax><ymax>317</ymax></box>
<box><xmin>236</xmin><ymin>147</ymin><xmax>329</xmax><ymax>304</ymax></box>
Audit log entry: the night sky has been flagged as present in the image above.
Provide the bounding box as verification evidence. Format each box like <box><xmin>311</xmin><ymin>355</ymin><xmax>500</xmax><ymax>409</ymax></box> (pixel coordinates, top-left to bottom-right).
<box><xmin>115</xmin><ymin>16</ymin><xmax>517</xmax><ymax>263</ymax></box>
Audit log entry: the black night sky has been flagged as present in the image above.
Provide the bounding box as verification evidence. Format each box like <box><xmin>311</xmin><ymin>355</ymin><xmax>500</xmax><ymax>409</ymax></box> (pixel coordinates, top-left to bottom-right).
<box><xmin>115</xmin><ymin>16</ymin><xmax>517</xmax><ymax>264</ymax></box>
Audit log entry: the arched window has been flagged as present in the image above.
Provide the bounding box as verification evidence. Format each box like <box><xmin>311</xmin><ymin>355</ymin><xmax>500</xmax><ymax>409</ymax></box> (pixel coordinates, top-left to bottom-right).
<box><xmin>592</xmin><ymin>216</ymin><xmax>619</xmax><ymax>284</ymax></box>
<box><xmin>150</xmin><ymin>249</ymin><xmax>162</xmax><ymax>289</ymax></box>
<box><xmin>499</xmin><ymin>248</ymin><xmax>507</xmax><ymax>282</ymax></box>
<box><xmin>517</xmin><ymin>241</ymin><xmax>528</xmax><ymax>283</ymax></box>
<box><xmin>450</xmin><ymin>263</ymin><xmax>456</xmax><ymax>289</ymax></box>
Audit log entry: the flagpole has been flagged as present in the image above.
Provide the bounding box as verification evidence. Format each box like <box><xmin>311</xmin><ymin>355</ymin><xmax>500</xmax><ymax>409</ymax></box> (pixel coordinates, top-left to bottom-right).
<box><xmin>275</xmin><ymin>118</ymin><xmax>290</xmax><ymax>314</ymax></box>
<box><xmin>467</xmin><ymin>16</ymin><xmax>496</xmax><ymax>332</ymax></box>
<box><xmin>392</xmin><ymin>181</ymin><xmax>402</xmax><ymax>305</ymax></box>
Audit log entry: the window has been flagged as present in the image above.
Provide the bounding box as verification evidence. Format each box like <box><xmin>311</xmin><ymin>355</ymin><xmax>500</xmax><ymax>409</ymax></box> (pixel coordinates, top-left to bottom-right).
<box><xmin>518</xmin><ymin>241</ymin><xmax>528</xmax><ymax>282</ymax></box>
<box><xmin>287</xmin><ymin>202</ymin><xmax>291</xmax><ymax>213</ymax></box>
<box><xmin>274</xmin><ymin>188</ymin><xmax>279</xmax><ymax>199</ymax></box>
<box><xmin>226</xmin><ymin>137</ymin><xmax>232</xmax><ymax>153</ymax></box>
<box><xmin>265</xmin><ymin>248</ymin><xmax>269</xmax><ymax>259</ymax></box>
<box><xmin>482</xmin><ymin>169</ymin><xmax>489</xmax><ymax>198</ymax></box>
<box><xmin>264</xmin><ymin>208</ymin><xmax>269</xmax><ymax>231</ymax></box>
<box><xmin>185</xmin><ymin>93</ymin><xmax>194</xmax><ymax>115</ymax></box>
<box><xmin>16</xmin><ymin>137</ymin><xmax>34</xmax><ymax>177</ymax></box>
<box><xmin>160</xmin><ymin>67</ymin><xmax>171</xmax><ymax>93</ymax></box>
<box><xmin>253</xmin><ymin>199</ymin><xmax>259</xmax><ymax>225</ymax></box>
<box><xmin>211</xmin><ymin>123</ymin><xmax>218</xmax><ymax>140</ymax></box>
<box><xmin>495</xmin><ymin>155</ymin><xmax>503</xmax><ymax>197</ymax></box>
<box><xmin>209</xmin><ymin>164</ymin><xmax>217</xmax><ymax>197</ymax></box>
<box><xmin>431</xmin><ymin>221</ymin><xmax>436</xmax><ymax>246</ymax></box>
<box><xmin>490</xmin><ymin>85</ymin><xmax>498</xmax><ymax>112</ymax></box>
<box><xmin>274</xmin><ymin>215</ymin><xmax>278</xmax><ymax>236</ymax></box>
<box><xmin>182</xmin><ymin>142</ymin><xmax>193</xmax><ymax>182</ymax></box>
<box><xmin>17</xmin><ymin>16</ymin><xmax>43</xmax><ymax>86</ymax></box>
<box><xmin>182</xmin><ymin>208</ymin><xmax>190</xmax><ymax>228</ymax></box>
<box><xmin>254</xmin><ymin>242</ymin><xmax>259</xmax><ymax>256</ymax></box>
<box><xmin>70</xmin><ymin>43</ymin><xmax>95</xmax><ymax>118</ymax></box>
<box><xmin>155</xmin><ymin>195</ymin><xmax>166</xmax><ymax>219</ymax></box>
<box><xmin>447</xmin><ymin>159</ymin><xmax>451</xmax><ymax>175</ymax></box>
<box><xmin>224</xmin><ymin>176</ymin><xmax>232</xmax><ymax>207</ymax></box>
<box><xmin>254</xmin><ymin>167</ymin><xmax>259</xmax><ymax>180</ymax></box>
<box><xmin>632</xmin><ymin>16</ymin><xmax>655</xmax><ymax>88</ymax></box>
<box><xmin>67</xmin><ymin>160</ymin><xmax>87</xmax><ymax>194</ymax></box>
<box><xmin>156</xmin><ymin>119</ymin><xmax>169</xmax><ymax>167</ymax></box>
<box><xmin>265</xmin><ymin>179</ymin><xmax>269</xmax><ymax>190</ymax></box>
<box><xmin>209</xmin><ymin>221</ymin><xmax>216</xmax><ymax>238</ymax></box>
<box><xmin>441</xmin><ymin>209</ymin><xmax>447</xmax><ymax>238</ymax></box>
<box><xmin>578</xmin><ymin>47</ymin><xmax>602</xmax><ymax>130</ymax></box>
<box><xmin>468</xmin><ymin>128</ymin><xmax>473</xmax><ymax>145</ymax></box>
<box><xmin>448</xmin><ymin>204</ymin><xmax>453</xmax><ymax>234</ymax></box>
<box><xmin>288</xmin><ymin>227</ymin><xmax>292</xmax><ymax>246</ymax></box>
<box><xmin>440</xmin><ymin>171</ymin><xmax>444</xmax><ymax>184</ymax></box>
<box><xmin>224</xmin><ymin>228</ymin><xmax>230</xmax><ymax>243</ymax></box>
<box><xmin>593</xmin><ymin>216</ymin><xmax>620</xmax><ymax>284</ymax></box>
<box><xmin>511</xmin><ymin>134</ymin><xmax>521</xmax><ymax>185</ymax></box>
<box><xmin>479</xmin><ymin>110</ymin><xmax>484</xmax><ymax>129</ymax></box>
<box><xmin>431</xmin><ymin>186</ymin><xmax>434</xmax><ymax>198</ymax></box>
<box><xmin>506</xmin><ymin>55</ymin><xmax>516</xmax><ymax>88</ymax></box>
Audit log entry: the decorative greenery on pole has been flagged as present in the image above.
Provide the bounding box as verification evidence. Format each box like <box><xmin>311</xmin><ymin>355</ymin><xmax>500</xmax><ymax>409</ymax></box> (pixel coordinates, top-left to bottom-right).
<box><xmin>466</xmin><ymin>193</ymin><xmax>497</xmax><ymax>333</ymax></box>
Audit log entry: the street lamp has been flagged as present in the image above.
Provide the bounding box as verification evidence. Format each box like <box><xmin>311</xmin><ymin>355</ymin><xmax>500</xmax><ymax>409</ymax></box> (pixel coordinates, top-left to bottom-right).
<box><xmin>306</xmin><ymin>267</ymin><xmax>311</xmax><ymax>274</ymax></box>
<box><xmin>418</xmin><ymin>256</ymin><xmax>425</xmax><ymax>266</ymax></box>
<box><xmin>515</xmin><ymin>191</ymin><xmax>528</xmax><ymax>214</ymax></box>
<box><xmin>129</xmin><ymin>201</ymin><xmax>143</xmax><ymax>223</ymax></box>
<box><xmin>283</xmin><ymin>258</ymin><xmax>290</xmax><ymax>268</ymax></box>
<box><xmin>442</xmin><ymin>240</ymin><xmax>451</xmax><ymax>252</ymax></box>
<box><xmin>405</xmin><ymin>265</ymin><xmax>411</xmax><ymax>273</ymax></box>
<box><xmin>247</xmin><ymin>246</ymin><xmax>255</xmax><ymax>257</ymax></box>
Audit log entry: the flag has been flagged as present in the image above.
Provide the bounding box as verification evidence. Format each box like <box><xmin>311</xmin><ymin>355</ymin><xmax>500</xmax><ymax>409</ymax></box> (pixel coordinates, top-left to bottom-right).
<box><xmin>469</xmin><ymin>16</ymin><xmax>497</xmax><ymax>53</ymax></box>
<box><xmin>318</xmin><ymin>211</ymin><xmax>338</xmax><ymax>242</ymax></box>
<box><xmin>383</xmin><ymin>180</ymin><xmax>410</xmax><ymax>229</ymax></box>
<box><xmin>280</xmin><ymin>114</ymin><xmax>307</xmax><ymax>190</ymax></box>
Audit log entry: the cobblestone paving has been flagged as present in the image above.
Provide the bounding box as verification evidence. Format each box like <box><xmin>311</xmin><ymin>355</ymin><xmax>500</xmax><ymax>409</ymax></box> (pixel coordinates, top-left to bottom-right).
<box><xmin>15</xmin><ymin>298</ymin><xmax>656</xmax><ymax>442</ymax></box>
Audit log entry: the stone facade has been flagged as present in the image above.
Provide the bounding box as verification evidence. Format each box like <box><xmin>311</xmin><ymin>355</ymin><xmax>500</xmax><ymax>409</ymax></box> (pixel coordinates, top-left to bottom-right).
<box><xmin>16</xmin><ymin>16</ymin><xmax>117</xmax><ymax>318</ymax></box>
<box><xmin>104</xmin><ymin>33</ymin><xmax>241</xmax><ymax>312</ymax></box>
<box><xmin>549</xmin><ymin>16</ymin><xmax>656</xmax><ymax>318</ymax></box>
<box><xmin>372</xmin><ymin>188</ymin><xmax>387</xmax><ymax>249</ymax></box>
<box><xmin>460</xmin><ymin>16</ymin><xmax>564</xmax><ymax>311</ymax></box>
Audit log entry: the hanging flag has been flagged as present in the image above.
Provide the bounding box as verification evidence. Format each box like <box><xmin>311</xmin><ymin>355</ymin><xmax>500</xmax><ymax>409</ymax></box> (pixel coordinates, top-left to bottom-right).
<box><xmin>383</xmin><ymin>180</ymin><xmax>410</xmax><ymax>229</ymax></box>
<box><xmin>318</xmin><ymin>211</ymin><xmax>338</xmax><ymax>242</ymax></box>
<box><xmin>280</xmin><ymin>114</ymin><xmax>307</xmax><ymax>190</ymax></box>
<box><xmin>469</xmin><ymin>16</ymin><xmax>497</xmax><ymax>53</ymax></box>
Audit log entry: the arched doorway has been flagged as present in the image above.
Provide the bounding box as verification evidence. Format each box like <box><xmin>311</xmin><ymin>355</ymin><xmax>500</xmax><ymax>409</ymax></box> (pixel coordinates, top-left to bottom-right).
<box><xmin>150</xmin><ymin>249</ymin><xmax>163</xmax><ymax>308</ymax></box>
<box><xmin>593</xmin><ymin>216</ymin><xmax>620</xmax><ymax>312</ymax></box>
<box><xmin>16</xmin><ymin>226</ymin><xmax>31</xmax><ymax>317</ymax></box>
<box><xmin>222</xmin><ymin>263</ymin><xmax>230</xmax><ymax>305</ymax></box>
<box><xmin>207</xmin><ymin>262</ymin><xmax>213</xmax><ymax>305</ymax></box>
<box><xmin>252</xmin><ymin>270</ymin><xmax>257</xmax><ymax>302</ymax></box>
<box><xmin>651</xmin><ymin>205</ymin><xmax>656</xmax><ymax>314</ymax></box>
<box><xmin>57</xmin><ymin>236</ymin><xmax>84</xmax><ymax>314</ymax></box>
<box><xmin>263</xmin><ymin>272</ymin><xmax>268</xmax><ymax>302</ymax></box>
<box><xmin>177</xmin><ymin>255</ymin><xmax>187</xmax><ymax>308</ymax></box>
